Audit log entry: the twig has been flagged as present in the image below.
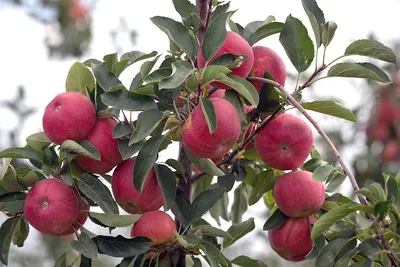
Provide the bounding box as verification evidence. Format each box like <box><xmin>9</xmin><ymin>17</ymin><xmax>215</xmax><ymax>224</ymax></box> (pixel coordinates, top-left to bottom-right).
<box><xmin>196</xmin><ymin>0</ymin><xmax>209</xmax><ymax>44</ymax></box>
<box><xmin>300</xmin><ymin>64</ymin><xmax>327</xmax><ymax>90</ymax></box>
<box><xmin>248</xmin><ymin>76</ymin><xmax>367</xmax><ymax>205</ymax></box>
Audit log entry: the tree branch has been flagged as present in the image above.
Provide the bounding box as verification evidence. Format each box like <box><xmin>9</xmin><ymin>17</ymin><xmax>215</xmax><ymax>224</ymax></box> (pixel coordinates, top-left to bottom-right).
<box><xmin>196</xmin><ymin>0</ymin><xmax>210</xmax><ymax>44</ymax></box>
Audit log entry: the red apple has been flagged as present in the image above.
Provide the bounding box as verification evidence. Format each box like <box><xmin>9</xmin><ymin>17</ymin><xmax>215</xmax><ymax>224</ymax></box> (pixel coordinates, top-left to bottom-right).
<box><xmin>209</xmin><ymin>89</ymin><xmax>225</xmax><ymax>98</ymax></box>
<box><xmin>130</xmin><ymin>210</ymin><xmax>176</xmax><ymax>245</ymax></box>
<box><xmin>248</xmin><ymin>46</ymin><xmax>287</xmax><ymax>91</ymax></box>
<box><xmin>255</xmin><ymin>113</ymin><xmax>313</xmax><ymax>170</ymax></box>
<box><xmin>58</xmin><ymin>195</ymin><xmax>90</xmax><ymax>235</ymax></box>
<box><xmin>381</xmin><ymin>140</ymin><xmax>399</xmax><ymax>162</ymax></box>
<box><xmin>268</xmin><ymin>217</ymin><xmax>313</xmax><ymax>262</ymax></box>
<box><xmin>197</xmin><ymin>31</ymin><xmax>254</xmax><ymax>90</ymax></box>
<box><xmin>112</xmin><ymin>158</ymin><xmax>164</xmax><ymax>214</ymax></box>
<box><xmin>75</xmin><ymin>118</ymin><xmax>123</xmax><ymax>174</ymax></box>
<box><xmin>24</xmin><ymin>178</ymin><xmax>79</xmax><ymax>235</ymax></box>
<box><xmin>274</xmin><ymin>171</ymin><xmax>325</xmax><ymax>218</ymax></box>
<box><xmin>182</xmin><ymin>98</ymin><xmax>241</xmax><ymax>158</ymax></box>
<box><xmin>42</xmin><ymin>92</ymin><xmax>96</xmax><ymax>144</ymax></box>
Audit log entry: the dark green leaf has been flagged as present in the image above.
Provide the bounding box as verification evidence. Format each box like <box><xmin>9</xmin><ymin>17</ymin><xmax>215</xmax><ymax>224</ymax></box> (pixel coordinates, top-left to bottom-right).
<box><xmin>302</xmin><ymin>100</ymin><xmax>358</xmax><ymax>123</ymax></box>
<box><xmin>223</xmin><ymin>218</ymin><xmax>255</xmax><ymax>248</ymax></box>
<box><xmin>217</xmin><ymin>174</ymin><xmax>235</xmax><ymax>192</ymax></box>
<box><xmin>88</xmin><ymin>212</ymin><xmax>141</xmax><ymax>228</ymax></box>
<box><xmin>154</xmin><ymin>164</ymin><xmax>177</xmax><ymax>211</ymax></box>
<box><xmin>118</xmin><ymin>140</ymin><xmax>142</xmax><ymax>161</ymax></box>
<box><xmin>228</xmin><ymin>20</ymin><xmax>244</xmax><ymax>36</ymax></box>
<box><xmin>191</xmin><ymin>187</ymin><xmax>225</xmax><ymax>226</ymax></box>
<box><xmin>344</xmin><ymin>39</ymin><xmax>397</xmax><ymax>64</ymax></box>
<box><xmin>279</xmin><ymin>15</ymin><xmax>314</xmax><ymax>72</ymax></box>
<box><xmin>172</xmin><ymin>196</ymin><xmax>192</xmax><ymax>227</ymax></box>
<box><xmin>355</xmin><ymin>183</ymin><xmax>387</xmax><ymax>203</ymax></box>
<box><xmin>209</xmin><ymin>193</ymin><xmax>229</xmax><ymax>225</ymax></box>
<box><xmin>386</xmin><ymin>177</ymin><xmax>398</xmax><ymax>201</ymax></box>
<box><xmin>201</xmin><ymin>241</ymin><xmax>220</xmax><ymax>267</ymax></box>
<box><xmin>71</xmin><ymin>232</ymin><xmax>98</xmax><ymax>259</ymax></box>
<box><xmin>202</xmin><ymin>12</ymin><xmax>234</xmax><ymax>61</ymax></box>
<box><xmin>66</xmin><ymin>62</ymin><xmax>95</xmax><ymax>94</ymax></box>
<box><xmin>11</xmin><ymin>216</ymin><xmax>29</xmax><ymax>247</ymax></box>
<box><xmin>243</xmin><ymin>21</ymin><xmax>263</xmax><ymax>41</ymax></box>
<box><xmin>327</xmin><ymin>62</ymin><xmax>390</xmax><ymax>83</ymax></box>
<box><xmin>133</xmin><ymin>136</ymin><xmax>165</xmax><ymax>193</ymax></box>
<box><xmin>263</xmin><ymin>208</ymin><xmax>289</xmax><ymax>230</ymax></box>
<box><xmin>209</xmin><ymin>2</ymin><xmax>230</xmax><ymax>24</ymax></box>
<box><xmin>200</xmin><ymin>98</ymin><xmax>217</xmax><ymax>134</ymax></box>
<box><xmin>357</xmin><ymin>238</ymin><xmax>383</xmax><ymax>259</ymax></box>
<box><xmin>120</xmin><ymin>51</ymin><xmax>158</xmax><ymax>72</ymax></box>
<box><xmin>325</xmin><ymin>173</ymin><xmax>347</xmax><ymax>192</ymax></box>
<box><xmin>92</xmin><ymin>235</ymin><xmax>152</xmax><ymax>258</ymax></box>
<box><xmin>334</xmin><ymin>248</ymin><xmax>359</xmax><ymax>267</ymax></box>
<box><xmin>0</xmin><ymin>158</ymin><xmax>11</xmax><ymax>182</ymax></box>
<box><xmin>223</xmin><ymin>91</ymin><xmax>246</xmax><ymax>126</ymax></box>
<box><xmin>91</xmin><ymin>64</ymin><xmax>122</xmax><ymax>92</ymax></box>
<box><xmin>0</xmin><ymin>192</ymin><xmax>26</xmax><ymax>213</ymax></box>
<box><xmin>150</xmin><ymin>16</ymin><xmax>196</xmax><ymax>61</ymax></box>
<box><xmin>248</xmin><ymin>22</ymin><xmax>284</xmax><ymax>46</ymax></box>
<box><xmin>302</xmin><ymin>0</ymin><xmax>325</xmax><ymax>48</ymax></box>
<box><xmin>184</xmin><ymin>148</ymin><xmax>225</xmax><ymax>176</ymax></box>
<box><xmin>210</xmin><ymin>53</ymin><xmax>248</xmax><ymax>69</ymax></box>
<box><xmin>374</xmin><ymin>199</ymin><xmax>393</xmax><ymax>221</ymax></box>
<box><xmin>79</xmin><ymin>255</ymin><xmax>92</xmax><ymax>267</ymax></box>
<box><xmin>61</xmin><ymin>140</ymin><xmax>100</xmax><ymax>160</ymax></box>
<box><xmin>199</xmin><ymin>65</ymin><xmax>231</xmax><ymax>85</ymax></box>
<box><xmin>166</xmin><ymin>159</ymin><xmax>186</xmax><ymax>179</ymax></box>
<box><xmin>322</xmin><ymin>21</ymin><xmax>338</xmax><ymax>47</ymax></box>
<box><xmin>172</xmin><ymin>0</ymin><xmax>200</xmax><ymax>30</ymax></box>
<box><xmin>313</xmin><ymin>165</ymin><xmax>336</xmax><ymax>182</ymax></box>
<box><xmin>1</xmin><ymin>165</ymin><xmax>22</xmax><ymax>192</ymax></box>
<box><xmin>26</xmin><ymin>132</ymin><xmax>52</xmax><ymax>150</ymax></box>
<box><xmin>159</xmin><ymin>61</ymin><xmax>194</xmax><ymax>89</ymax></box>
<box><xmin>256</xmin><ymin>71</ymin><xmax>280</xmax><ymax>114</ymax></box>
<box><xmin>144</xmin><ymin>68</ymin><xmax>173</xmax><ymax>84</ymax></box>
<box><xmin>231</xmin><ymin>256</ymin><xmax>268</xmax><ymax>267</ymax></box>
<box><xmin>0</xmin><ymin>217</ymin><xmax>17</xmax><ymax>265</ymax></box>
<box><xmin>0</xmin><ymin>146</ymin><xmax>41</xmax><ymax>162</ymax></box>
<box><xmin>306</xmin><ymin>234</ymin><xmax>326</xmax><ymax>259</ymax></box>
<box><xmin>77</xmin><ymin>173</ymin><xmax>119</xmax><ymax>215</ymax></box>
<box><xmin>249</xmin><ymin>171</ymin><xmax>276</xmax><ymax>205</ymax></box>
<box><xmin>230</xmin><ymin>183</ymin><xmax>248</xmax><ymax>223</ymax></box>
<box><xmin>315</xmin><ymin>238</ymin><xmax>346</xmax><ymax>267</ymax></box>
<box><xmin>129</xmin><ymin>110</ymin><xmax>164</xmax><ymax>145</ymax></box>
<box><xmin>101</xmin><ymin>87</ymin><xmax>157</xmax><ymax>111</ymax></box>
<box><xmin>192</xmin><ymin>225</ymin><xmax>232</xmax><ymax>239</ymax></box>
<box><xmin>215</xmin><ymin>74</ymin><xmax>259</xmax><ymax>106</ymax></box>
<box><xmin>112</xmin><ymin>122</ymin><xmax>133</xmax><ymax>139</ymax></box>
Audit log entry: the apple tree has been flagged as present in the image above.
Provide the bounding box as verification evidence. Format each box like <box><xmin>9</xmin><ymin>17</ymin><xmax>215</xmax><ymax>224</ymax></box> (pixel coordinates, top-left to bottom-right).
<box><xmin>0</xmin><ymin>0</ymin><xmax>399</xmax><ymax>266</ymax></box>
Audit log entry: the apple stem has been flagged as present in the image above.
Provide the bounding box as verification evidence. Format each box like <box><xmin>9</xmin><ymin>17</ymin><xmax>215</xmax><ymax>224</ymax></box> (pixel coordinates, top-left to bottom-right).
<box><xmin>248</xmin><ymin>76</ymin><xmax>366</xmax><ymax>204</ymax></box>
<box><xmin>299</xmin><ymin>64</ymin><xmax>327</xmax><ymax>90</ymax></box>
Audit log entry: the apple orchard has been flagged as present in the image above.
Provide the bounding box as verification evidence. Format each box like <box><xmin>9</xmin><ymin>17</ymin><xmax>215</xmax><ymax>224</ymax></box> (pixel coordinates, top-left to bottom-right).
<box><xmin>0</xmin><ymin>0</ymin><xmax>400</xmax><ymax>266</ymax></box>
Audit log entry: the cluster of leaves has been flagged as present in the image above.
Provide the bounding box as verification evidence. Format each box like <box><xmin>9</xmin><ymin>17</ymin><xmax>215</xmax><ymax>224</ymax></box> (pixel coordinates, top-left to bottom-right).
<box><xmin>0</xmin><ymin>0</ymin><xmax>400</xmax><ymax>266</ymax></box>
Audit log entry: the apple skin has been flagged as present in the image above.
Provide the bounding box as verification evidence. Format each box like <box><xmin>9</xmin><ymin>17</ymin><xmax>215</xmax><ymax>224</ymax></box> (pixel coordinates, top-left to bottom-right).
<box><xmin>248</xmin><ymin>46</ymin><xmax>287</xmax><ymax>91</ymax></box>
<box><xmin>75</xmin><ymin>118</ymin><xmax>123</xmax><ymax>174</ymax></box>
<box><xmin>57</xmin><ymin>195</ymin><xmax>90</xmax><ymax>235</ymax></box>
<box><xmin>24</xmin><ymin>178</ymin><xmax>79</xmax><ymax>235</ymax></box>
<box><xmin>182</xmin><ymin>98</ymin><xmax>241</xmax><ymax>158</ymax></box>
<box><xmin>130</xmin><ymin>210</ymin><xmax>176</xmax><ymax>245</ymax></box>
<box><xmin>42</xmin><ymin>92</ymin><xmax>96</xmax><ymax>144</ymax></box>
<box><xmin>112</xmin><ymin>158</ymin><xmax>164</xmax><ymax>214</ymax></box>
<box><xmin>209</xmin><ymin>89</ymin><xmax>225</xmax><ymax>98</ymax></box>
<box><xmin>274</xmin><ymin>171</ymin><xmax>325</xmax><ymax>218</ymax></box>
<box><xmin>197</xmin><ymin>31</ymin><xmax>254</xmax><ymax>90</ymax></box>
<box><xmin>381</xmin><ymin>140</ymin><xmax>399</xmax><ymax>162</ymax></box>
<box><xmin>268</xmin><ymin>217</ymin><xmax>313</xmax><ymax>262</ymax></box>
<box><xmin>255</xmin><ymin>113</ymin><xmax>313</xmax><ymax>170</ymax></box>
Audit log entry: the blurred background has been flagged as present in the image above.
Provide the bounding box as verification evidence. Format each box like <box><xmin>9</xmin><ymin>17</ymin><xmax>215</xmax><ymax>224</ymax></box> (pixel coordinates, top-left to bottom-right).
<box><xmin>0</xmin><ymin>0</ymin><xmax>399</xmax><ymax>266</ymax></box>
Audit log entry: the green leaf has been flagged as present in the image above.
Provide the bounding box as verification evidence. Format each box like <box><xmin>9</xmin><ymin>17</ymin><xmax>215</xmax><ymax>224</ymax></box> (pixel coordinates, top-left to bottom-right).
<box><xmin>374</xmin><ymin>199</ymin><xmax>393</xmax><ymax>221</ymax></box>
<box><xmin>184</xmin><ymin>148</ymin><xmax>225</xmax><ymax>176</ymax></box>
<box><xmin>129</xmin><ymin>110</ymin><xmax>164</xmax><ymax>145</ymax></box>
<box><xmin>322</xmin><ymin>21</ymin><xmax>338</xmax><ymax>48</ymax></box>
<box><xmin>192</xmin><ymin>225</ymin><xmax>232</xmax><ymax>239</ymax></box>
<box><xmin>70</xmin><ymin>232</ymin><xmax>98</xmax><ymax>259</ymax></box>
<box><xmin>120</xmin><ymin>51</ymin><xmax>158</xmax><ymax>73</ymax></box>
<box><xmin>243</xmin><ymin>21</ymin><xmax>263</xmax><ymax>41</ymax></box>
<box><xmin>150</xmin><ymin>16</ymin><xmax>196</xmax><ymax>61</ymax></box>
<box><xmin>231</xmin><ymin>256</ymin><xmax>268</xmax><ymax>267</ymax></box>
<box><xmin>92</xmin><ymin>235</ymin><xmax>152</xmax><ymax>258</ymax></box>
<box><xmin>249</xmin><ymin>171</ymin><xmax>276</xmax><ymax>205</ymax></box>
<box><xmin>91</xmin><ymin>64</ymin><xmax>122</xmax><ymax>92</ymax></box>
<box><xmin>191</xmin><ymin>187</ymin><xmax>225</xmax><ymax>226</ymax></box>
<box><xmin>112</xmin><ymin>122</ymin><xmax>133</xmax><ymax>139</ymax></box>
<box><xmin>327</xmin><ymin>62</ymin><xmax>390</xmax><ymax>83</ymax></box>
<box><xmin>386</xmin><ymin>177</ymin><xmax>398</xmax><ymax>201</ymax></box>
<box><xmin>200</xmin><ymin>98</ymin><xmax>217</xmax><ymax>134</ymax></box>
<box><xmin>301</xmin><ymin>0</ymin><xmax>325</xmax><ymax>48</ymax></box>
<box><xmin>172</xmin><ymin>196</ymin><xmax>192</xmax><ymax>227</ymax></box>
<box><xmin>154</xmin><ymin>164</ymin><xmax>177</xmax><ymax>211</ymax></box>
<box><xmin>0</xmin><ymin>192</ymin><xmax>26</xmax><ymax>213</ymax></box>
<box><xmin>1</xmin><ymin>165</ymin><xmax>22</xmax><ymax>192</ymax></box>
<box><xmin>101</xmin><ymin>87</ymin><xmax>157</xmax><ymax>111</ymax></box>
<box><xmin>0</xmin><ymin>217</ymin><xmax>17</xmax><ymax>265</ymax></box>
<box><xmin>172</xmin><ymin>0</ymin><xmax>200</xmax><ymax>30</ymax></box>
<box><xmin>279</xmin><ymin>15</ymin><xmax>315</xmax><ymax>72</ymax></box>
<box><xmin>202</xmin><ymin>11</ymin><xmax>235</xmax><ymax>61</ymax></box>
<box><xmin>325</xmin><ymin>173</ymin><xmax>347</xmax><ymax>192</ymax></box>
<box><xmin>61</xmin><ymin>140</ymin><xmax>100</xmax><ymax>160</ymax></box>
<box><xmin>223</xmin><ymin>218</ymin><xmax>255</xmax><ymax>249</ymax></box>
<box><xmin>11</xmin><ymin>216</ymin><xmax>29</xmax><ymax>247</ymax></box>
<box><xmin>88</xmin><ymin>212</ymin><xmax>142</xmax><ymax>228</ymax></box>
<box><xmin>209</xmin><ymin>2</ymin><xmax>230</xmax><ymax>23</ymax></box>
<box><xmin>26</xmin><ymin>132</ymin><xmax>52</xmax><ymax>150</ymax></box>
<box><xmin>263</xmin><ymin>209</ymin><xmax>289</xmax><ymax>230</ymax></box>
<box><xmin>210</xmin><ymin>53</ymin><xmax>248</xmax><ymax>69</ymax></box>
<box><xmin>209</xmin><ymin>193</ymin><xmax>229</xmax><ymax>225</ymax></box>
<box><xmin>118</xmin><ymin>140</ymin><xmax>142</xmax><ymax>161</ymax></box>
<box><xmin>166</xmin><ymin>159</ymin><xmax>186</xmax><ymax>179</ymax></box>
<box><xmin>201</xmin><ymin>241</ymin><xmax>220</xmax><ymax>267</ymax></box>
<box><xmin>0</xmin><ymin>146</ymin><xmax>41</xmax><ymax>162</ymax></box>
<box><xmin>311</xmin><ymin>203</ymin><xmax>372</xmax><ymax>239</ymax></box>
<box><xmin>133</xmin><ymin>136</ymin><xmax>165</xmax><ymax>193</ymax></box>
<box><xmin>77</xmin><ymin>173</ymin><xmax>119</xmax><ymax>215</ymax></box>
<box><xmin>54</xmin><ymin>252</ymin><xmax>68</xmax><ymax>267</ymax></box>
<box><xmin>215</xmin><ymin>74</ymin><xmax>259</xmax><ymax>106</ymax></box>
<box><xmin>334</xmin><ymin>248</ymin><xmax>359</xmax><ymax>267</ymax></box>
<box><xmin>230</xmin><ymin>183</ymin><xmax>248</xmax><ymax>223</ymax></box>
<box><xmin>199</xmin><ymin>65</ymin><xmax>231</xmax><ymax>86</ymax></box>
<box><xmin>248</xmin><ymin>22</ymin><xmax>284</xmax><ymax>46</ymax></box>
<box><xmin>356</xmin><ymin>238</ymin><xmax>383</xmax><ymax>259</ymax></box>
<box><xmin>302</xmin><ymin>100</ymin><xmax>358</xmax><ymax>123</ymax></box>
<box><xmin>313</xmin><ymin>165</ymin><xmax>336</xmax><ymax>182</ymax></box>
<box><xmin>159</xmin><ymin>61</ymin><xmax>194</xmax><ymax>90</ymax></box>
<box><xmin>0</xmin><ymin>158</ymin><xmax>11</xmax><ymax>182</ymax></box>
<box><xmin>66</xmin><ymin>62</ymin><xmax>96</xmax><ymax>94</ymax></box>
<box><xmin>228</xmin><ymin>20</ymin><xmax>244</xmax><ymax>36</ymax></box>
<box><xmin>315</xmin><ymin>238</ymin><xmax>346</xmax><ymax>267</ymax></box>
<box><xmin>344</xmin><ymin>39</ymin><xmax>398</xmax><ymax>64</ymax></box>
<box><xmin>355</xmin><ymin>183</ymin><xmax>387</xmax><ymax>204</ymax></box>
<box><xmin>306</xmin><ymin>234</ymin><xmax>327</xmax><ymax>260</ymax></box>
<box><xmin>256</xmin><ymin>71</ymin><xmax>281</xmax><ymax>114</ymax></box>
<box><xmin>224</xmin><ymin>91</ymin><xmax>246</xmax><ymax>125</ymax></box>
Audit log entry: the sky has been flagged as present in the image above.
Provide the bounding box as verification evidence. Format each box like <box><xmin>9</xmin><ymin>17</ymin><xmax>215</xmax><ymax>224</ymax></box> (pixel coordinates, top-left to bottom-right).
<box><xmin>0</xmin><ymin>0</ymin><xmax>399</xmax><ymax>266</ymax></box>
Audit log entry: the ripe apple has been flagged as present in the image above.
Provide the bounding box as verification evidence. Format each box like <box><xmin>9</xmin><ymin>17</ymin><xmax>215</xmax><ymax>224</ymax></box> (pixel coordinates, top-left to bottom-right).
<box><xmin>58</xmin><ymin>195</ymin><xmax>90</xmax><ymax>235</ymax></box>
<box><xmin>268</xmin><ymin>217</ymin><xmax>313</xmax><ymax>261</ymax></box>
<box><xmin>380</xmin><ymin>140</ymin><xmax>399</xmax><ymax>162</ymax></box>
<box><xmin>112</xmin><ymin>158</ymin><xmax>164</xmax><ymax>214</ymax></box>
<box><xmin>42</xmin><ymin>92</ymin><xmax>96</xmax><ymax>144</ymax></box>
<box><xmin>24</xmin><ymin>178</ymin><xmax>79</xmax><ymax>235</ymax></box>
<box><xmin>248</xmin><ymin>46</ymin><xmax>287</xmax><ymax>91</ymax></box>
<box><xmin>255</xmin><ymin>113</ymin><xmax>313</xmax><ymax>170</ymax></box>
<box><xmin>182</xmin><ymin>98</ymin><xmax>241</xmax><ymax>158</ymax></box>
<box><xmin>75</xmin><ymin>118</ymin><xmax>123</xmax><ymax>174</ymax></box>
<box><xmin>130</xmin><ymin>210</ymin><xmax>176</xmax><ymax>245</ymax></box>
<box><xmin>274</xmin><ymin>170</ymin><xmax>325</xmax><ymax>218</ymax></box>
<box><xmin>209</xmin><ymin>89</ymin><xmax>225</xmax><ymax>98</ymax></box>
<box><xmin>197</xmin><ymin>31</ymin><xmax>254</xmax><ymax>89</ymax></box>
